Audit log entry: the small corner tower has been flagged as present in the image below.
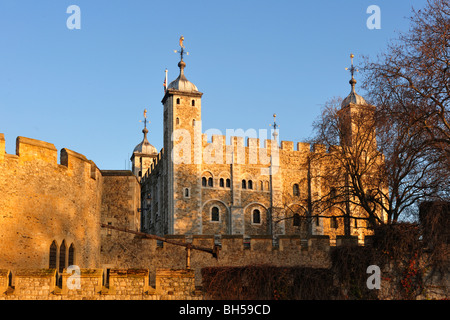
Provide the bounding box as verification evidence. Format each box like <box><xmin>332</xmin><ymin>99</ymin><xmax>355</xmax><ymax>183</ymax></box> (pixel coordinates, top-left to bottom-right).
<box><xmin>131</xmin><ymin>109</ymin><xmax>158</xmax><ymax>181</ymax></box>
<box><xmin>338</xmin><ymin>53</ymin><xmax>375</xmax><ymax>147</ymax></box>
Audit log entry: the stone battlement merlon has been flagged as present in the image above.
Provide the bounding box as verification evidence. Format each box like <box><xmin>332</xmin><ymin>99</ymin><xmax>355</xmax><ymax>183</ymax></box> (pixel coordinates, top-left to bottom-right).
<box><xmin>199</xmin><ymin>132</ymin><xmax>330</xmax><ymax>153</ymax></box>
<box><xmin>197</xmin><ymin>132</ymin><xmax>333</xmax><ymax>166</ymax></box>
<box><xmin>0</xmin><ymin>268</ymin><xmax>200</xmax><ymax>300</ymax></box>
<box><xmin>0</xmin><ymin>134</ymin><xmax>100</xmax><ymax>180</ymax></box>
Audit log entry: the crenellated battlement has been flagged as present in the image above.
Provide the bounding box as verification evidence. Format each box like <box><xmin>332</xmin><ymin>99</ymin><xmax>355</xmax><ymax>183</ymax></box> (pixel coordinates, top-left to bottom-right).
<box><xmin>197</xmin><ymin>132</ymin><xmax>330</xmax><ymax>166</ymax></box>
<box><xmin>0</xmin><ymin>268</ymin><xmax>201</xmax><ymax>300</ymax></box>
<box><xmin>0</xmin><ymin>134</ymin><xmax>101</xmax><ymax>180</ymax></box>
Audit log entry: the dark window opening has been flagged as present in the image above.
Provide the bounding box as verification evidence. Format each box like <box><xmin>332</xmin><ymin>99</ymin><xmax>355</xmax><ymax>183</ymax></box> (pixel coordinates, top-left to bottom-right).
<box><xmin>49</xmin><ymin>241</ymin><xmax>57</xmax><ymax>269</ymax></box>
<box><xmin>202</xmin><ymin>177</ymin><xmax>207</xmax><ymax>187</ymax></box>
<box><xmin>208</xmin><ymin>177</ymin><xmax>213</xmax><ymax>187</ymax></box>
<box><xmin>253</xmin><ymin>209</ymin><xmax>261</xmax><ymax>224</ymax></box>
<box><xmin>226</xmin><ymin>179</ymin><xmax>231</xmax><ymax>188</ymax></box>
<box><xmin>68</xmin><ymin>244</ymin><xmax>75</xmax><ymax>266</ymax></box>
<box><xmin>59</xmin><ymin>241</ymin><xmax>66</xmax><ymax>273</ymax></box>
<box><xmin>293</xmin><ymin>184</ymin><xmax>300</xmax><ymax>196</ymax></box>
<box><xmin>242</xmin><ymin>180</ymin><xmax>246</xmax><ymax>189</ymax></box>
<box><xmin>219</xmin><ymin>178</ymin><xmax>224</xmax><ymax>187</ymax></box>
<box><xmin>293</xmin><ymin>214</ymin><xmax>301</xmax><ymax>227</ymax></box>
<box><xmin>331</xmin><ymin>217</ymin><xmax>339</xmax><ymax>229</ymax></box>
<box><xmin>211</xmin><ymin>207</ymin><xmax>220</xmax><ymax>222</ymax></box>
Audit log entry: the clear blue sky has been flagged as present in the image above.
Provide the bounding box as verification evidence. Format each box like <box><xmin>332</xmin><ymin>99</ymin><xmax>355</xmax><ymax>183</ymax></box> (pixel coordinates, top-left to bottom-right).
<box><xmin>0</xmin><ymin>0</ymin><xmax>429</xmax><ymax>170</ymax></box>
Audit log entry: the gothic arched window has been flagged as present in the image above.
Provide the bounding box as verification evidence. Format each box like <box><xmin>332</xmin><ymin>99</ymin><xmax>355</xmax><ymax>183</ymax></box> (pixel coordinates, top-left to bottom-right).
<box><xmin>49</xmin><ymin>241</ymin><xmax>57</xmax><ymax>269</ymax></box>
<box><xmin>208</xmin><ymin>177</ymin><xmax>213</xmax><ymax>187</ymax></box>
<box><xmin>248</xmin><ymin>180</ymin><xmax>253</xmax><ymax>190</ymax></box>
<box><xmin>59</xmin><ymin>240</ymin><xmax>67</xmax><ymax>273</ymax></box>
<box><xmin>202</xmin><ymin>177</ymin><xmax>207</xmax><ymax>187</ymax></box>
<box><xmin>242</xmin><ymin>180</ymin><xmax>246</xmax><ymax>189</ymax></box>
<box><xmin>219</xmin><ymin>178</ymin><xmax>224</xmax><ymax>187</ymax></box>
<box><xmin>68</xmin><ymin>243</ymin><xmax>75</xmax><ymax>266</ymax></box>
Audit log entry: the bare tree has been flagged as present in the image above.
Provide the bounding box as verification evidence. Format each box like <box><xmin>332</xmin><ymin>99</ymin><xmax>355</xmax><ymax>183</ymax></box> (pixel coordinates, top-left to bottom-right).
<box><xmin>312</xmin><ymin>96</ymin><xmax>447</xmax><ymax>227</ymax></box>
<box><xmin>362</xmin><ymin>0</ymin><xmax>450</xmax><ymax>174</ymax></box>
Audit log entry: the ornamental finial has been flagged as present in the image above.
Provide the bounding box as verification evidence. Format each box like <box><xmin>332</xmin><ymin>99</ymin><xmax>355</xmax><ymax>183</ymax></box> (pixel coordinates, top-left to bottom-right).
<box><xmin>345</xmin><ymin>53</ymin><xmax>359</xmax><ymax>91</ymax></box>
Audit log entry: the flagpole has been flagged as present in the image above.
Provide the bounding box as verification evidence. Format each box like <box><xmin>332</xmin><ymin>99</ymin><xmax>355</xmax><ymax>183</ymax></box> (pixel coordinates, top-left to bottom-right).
<box><xmin>164</xmin><ymin>68</ymin><xmax>168</xmax><ymax>93</ymax></box>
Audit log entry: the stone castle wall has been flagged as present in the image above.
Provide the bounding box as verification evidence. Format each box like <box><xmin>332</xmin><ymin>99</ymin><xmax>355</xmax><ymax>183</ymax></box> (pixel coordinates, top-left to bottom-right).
<box><xmin>0</xmin><ymin>134</ymin><xmax>104</xmax><ymax>270</ymax></box>
<box><xmin>142</xmin><ymin>131</ymin><xmax>376</xmax><ymax>242</ymax></box>
<box><xmin>0</xmin><ymin>268</ymin><xmax>201</xmax><ymax>300</ymax></box>
<box><xmin>101</xmin><ymin>233</ymin><xmax>337</xmax><ymax>287</ymax></box>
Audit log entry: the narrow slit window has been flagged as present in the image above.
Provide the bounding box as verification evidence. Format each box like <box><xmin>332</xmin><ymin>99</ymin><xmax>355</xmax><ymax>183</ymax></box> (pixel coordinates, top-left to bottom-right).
<box><xmin>49</xmin><ymin>241</ymin><xmax>57</xmax><ymax>269</ymax></box>
<box><xmin>293</xmin><ymin>184</ymin><xmax>300</xmax><ymax>196</ymax></box>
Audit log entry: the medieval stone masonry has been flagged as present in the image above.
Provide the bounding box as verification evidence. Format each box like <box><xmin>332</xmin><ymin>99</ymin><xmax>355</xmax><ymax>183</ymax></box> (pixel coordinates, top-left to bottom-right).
<box><xmin>1</xmin><ymin>44</ymin><xmax>447</xmax><ymax>300</ymax></box>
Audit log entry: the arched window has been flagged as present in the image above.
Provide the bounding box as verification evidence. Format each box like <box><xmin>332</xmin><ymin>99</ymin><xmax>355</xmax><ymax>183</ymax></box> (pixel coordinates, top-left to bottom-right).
<box><xmin>202</xmin><ymin>177</ymin><xmax>207</xmax><ymax>187</ymax></box>
<box><xmin>59</xmin><ymin>240</ymin><xmax>67</xmax><ymax>273</ymax></box>
<box><xmin>208</xmin><ymin>177</ymin><xmax>213</xmax><ymax>187</ymax></box>
<box><xmin>226</xmin><ymin>179</ymin><xmax>231</xmax><ymax>188</ymax></box>
<box><xmin>248</xmin><ymin>180</ymin><xmax>253</xmax><ymax>190</ymax></box>
<box><xmin>49</xmin><ymin>241</ymin><xmax>57</xmax><ymax>269</ymax></box>
<box><xmin>176</xmin><ymin>98</ymin><xmax>180</xmax><ymax>105</ymax></box>
<box><xmin>68</xmin><ymin>243</ymin><xmax>75</xmax><ymax>266</ymax></box>
<box><xmin>293</xmin><ymin>184</ymin><xmax>300</xmax><ymax>196</ymax></box>
<box><xmin>211</xmin><ymin>206</ymin><xmax>220</xmax><ymax>222</ymax></box>
<box><xmin>219</xmin><ymin>178</ymin><xmax>224</xmax><ymax>187</ymax></box>
<box><xmin>242</xmin><ymin>180</ymin><xmax>246</xmax><ymax>189</ymax></box>
<box><xmin>176</xmin><ymin>117</ymin><xmax>180</xmax><ymax>125</ymax></box>
<box><xmin>331</xmin><ymin>217</ymin><xmax>338</xmax><ymax>229</ymax></box>
<box><xmin>252</xmin><ymin>209</ymin><xmax>261</xmax><ymax>224</ymax></box>
<box><xmin>192</xmin><ymin>99</ymin><xmax>195</xmax><ymax>106</ymax></box>
<box><xmin>293</xmin><ymin>213</ymin><xmax>301</xmax><ymax>227</ymax></box>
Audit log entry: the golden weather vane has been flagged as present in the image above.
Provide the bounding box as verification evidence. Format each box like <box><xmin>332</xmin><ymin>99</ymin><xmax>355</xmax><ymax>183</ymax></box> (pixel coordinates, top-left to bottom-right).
<box><xmin>174</xmin><ymin>35</ymin><xmax>189</xmax><ymax>61</ymax></box>
<box><xmin>139</xmin><ymin>109</ymin><xmax>150</xmax><ymax>129</ymax></box>
<box><xmin>345</xmin><ymin>53</ymin><xmax>359</xmax><ymax>78</ymax></box>
<box><xmin>270</xmin><ymin>113</ymin><xmax>279</xmax><ymax>140</ymax></box>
